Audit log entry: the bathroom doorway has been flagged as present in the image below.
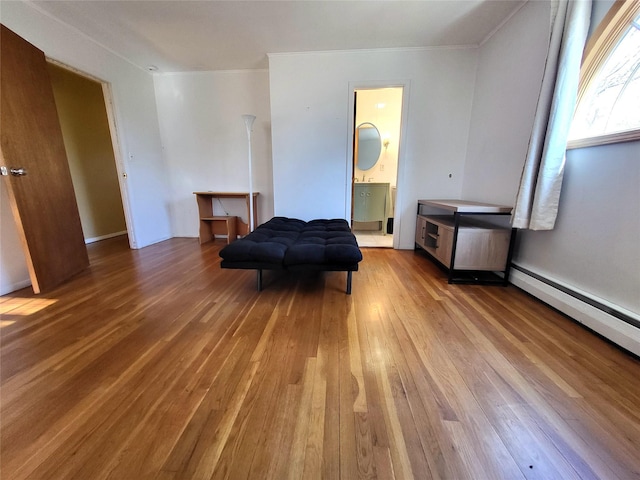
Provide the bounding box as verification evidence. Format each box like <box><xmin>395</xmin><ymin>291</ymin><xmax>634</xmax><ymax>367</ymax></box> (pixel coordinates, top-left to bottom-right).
<box><xmin>352</xmin><ymin>87</ymin><xmax>403</xmax><ymax>248</ymax></box>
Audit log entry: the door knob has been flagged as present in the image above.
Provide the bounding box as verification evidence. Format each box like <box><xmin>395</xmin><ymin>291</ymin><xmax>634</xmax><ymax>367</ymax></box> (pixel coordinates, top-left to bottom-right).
<box><xmin>10</xmin><ymin>167</ymin><xmax>27</xmax><ymax>176</ymax></box>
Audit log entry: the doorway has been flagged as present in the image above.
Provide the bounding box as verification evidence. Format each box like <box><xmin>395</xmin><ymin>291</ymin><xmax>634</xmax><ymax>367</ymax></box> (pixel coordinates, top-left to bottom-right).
<box><xmin>352</xmin><ymin>87</ymin><xmax>403</xmax><ymax>248</ymax></box>
<box><xmin>47</xmin><ymin>62</ymin><xmax>128</xmax><ymax>244</ymax></box>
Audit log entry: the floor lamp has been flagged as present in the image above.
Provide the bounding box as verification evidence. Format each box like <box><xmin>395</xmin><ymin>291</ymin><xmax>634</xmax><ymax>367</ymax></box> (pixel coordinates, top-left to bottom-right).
<box><xmin>242</xmin><ymin>114</ymin><xmax>256</xmax><ymax>232</ymax></box>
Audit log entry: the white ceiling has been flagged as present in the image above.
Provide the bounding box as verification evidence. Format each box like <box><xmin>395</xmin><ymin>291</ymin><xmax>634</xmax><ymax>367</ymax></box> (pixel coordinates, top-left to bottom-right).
<box><xmin>30</xmin><ymin>0</ymin><xmax>527</xmax><ymax>72</ymax></box>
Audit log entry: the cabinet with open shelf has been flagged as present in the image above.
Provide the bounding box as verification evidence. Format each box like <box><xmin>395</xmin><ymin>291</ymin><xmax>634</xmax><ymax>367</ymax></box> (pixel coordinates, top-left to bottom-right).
<box><xmin>415</xmin><ymin>200</ymin><xmax>515</xmax><ymax>285</ymax></box>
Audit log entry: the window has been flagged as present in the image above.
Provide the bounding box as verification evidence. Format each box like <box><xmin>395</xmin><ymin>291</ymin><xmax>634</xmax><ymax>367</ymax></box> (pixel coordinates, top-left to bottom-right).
<box><xmin>568</xmin><ymin>2</ymin><xmax>640</xmax><ymax>148</ymax></box>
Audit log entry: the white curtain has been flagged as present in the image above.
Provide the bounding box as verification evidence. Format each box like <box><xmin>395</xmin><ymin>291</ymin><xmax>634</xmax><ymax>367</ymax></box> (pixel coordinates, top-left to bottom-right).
<box><xmin>513</xmin><ymin>0</ymin><xmax>592</xmax><ymax>230</ymax></box>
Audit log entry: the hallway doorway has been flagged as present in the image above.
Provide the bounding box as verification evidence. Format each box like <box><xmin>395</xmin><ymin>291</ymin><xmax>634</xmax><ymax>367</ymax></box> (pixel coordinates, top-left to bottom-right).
<box><xmin>351</xmin><ymin>87</ymin><xmax>403</xmax><ymax>248</ymax></box>
<box><xmin>47</xmin><ymin>62</ymin><xmax>128</xmax><ymax>244</ymax></box>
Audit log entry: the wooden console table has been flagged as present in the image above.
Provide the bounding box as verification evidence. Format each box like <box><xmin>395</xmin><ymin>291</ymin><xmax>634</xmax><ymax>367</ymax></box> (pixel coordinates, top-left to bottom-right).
<box><xmin>194</xmin><ymin>191</ymin><xmax>259</xmax><ymax>244</ymax></box>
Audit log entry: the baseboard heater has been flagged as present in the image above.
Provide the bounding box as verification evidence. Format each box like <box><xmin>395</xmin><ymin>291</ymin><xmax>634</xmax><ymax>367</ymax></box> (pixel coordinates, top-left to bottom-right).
<box><xmin>509</xmin><ymin>264</ymin><xmax>640</xmax><ymax>357</ymax></box>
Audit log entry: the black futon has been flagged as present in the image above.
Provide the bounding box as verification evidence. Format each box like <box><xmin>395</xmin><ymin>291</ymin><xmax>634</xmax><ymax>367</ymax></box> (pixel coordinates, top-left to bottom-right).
<box><xmin>219</xmin><ymin>217</ymin><xmax>363</xmax><ymax>294</ymax></box>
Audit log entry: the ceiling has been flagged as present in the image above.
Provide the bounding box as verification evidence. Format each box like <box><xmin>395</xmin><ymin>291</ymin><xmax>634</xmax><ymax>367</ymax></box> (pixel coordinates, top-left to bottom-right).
<box><xmin>31</xmin><ymin>0</ymin><xmax>527</xmax><ymax>73</ymax></box>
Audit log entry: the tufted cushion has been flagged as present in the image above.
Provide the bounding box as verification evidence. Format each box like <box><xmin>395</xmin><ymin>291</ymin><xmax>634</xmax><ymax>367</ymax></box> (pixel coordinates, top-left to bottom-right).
<box><xmin>285</xmin><ymin>219</ymin><xmax>362</xmax><ymax>266</ymax></box>
<box><xmin>262</xmin><ymin>217</ymin><xmax>307</xmax><ymax>232</ymax></box>
<box><xmin>220</xmin><ymin>217</ymin><xmax>362</xmax><ymax>267</ymax></box>
<box><xmin>219</xmin><ymin>221</ymin><xmax>301</xmax><ymax>264</ymax></box>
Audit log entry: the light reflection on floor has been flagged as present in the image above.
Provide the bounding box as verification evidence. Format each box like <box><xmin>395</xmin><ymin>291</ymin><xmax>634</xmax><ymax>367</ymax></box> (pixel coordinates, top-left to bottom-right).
<box><xmin>353</xmin><ymin>230</ymin><xmax>394</xmax><ymax>248</ymax></box>
<box><xmin>0</xmin><ymin>297</ymin><xmax>58</xmax><ymax>320</ymax></box>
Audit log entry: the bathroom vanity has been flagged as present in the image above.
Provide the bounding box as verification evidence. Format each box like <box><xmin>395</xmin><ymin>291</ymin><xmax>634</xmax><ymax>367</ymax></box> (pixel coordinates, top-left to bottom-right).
<box><xmin>353</xmin><ymin>182</ymin><xmax>389</xmax><ymax>232</ymax></box>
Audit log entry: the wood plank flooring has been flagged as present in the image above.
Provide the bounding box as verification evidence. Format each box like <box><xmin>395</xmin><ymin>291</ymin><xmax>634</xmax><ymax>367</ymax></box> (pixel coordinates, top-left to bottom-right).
<box><xmin>1</xmin><ymin>236</ymin><xmax>639</xmax><ymax>479</ymax></box>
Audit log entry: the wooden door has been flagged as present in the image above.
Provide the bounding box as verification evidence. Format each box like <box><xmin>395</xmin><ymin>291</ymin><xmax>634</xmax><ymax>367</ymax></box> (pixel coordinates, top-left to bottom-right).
<box><xmin>1</xmin><ymin>25</ymin><xmax>89</xmax><ymax>293</ymax></box>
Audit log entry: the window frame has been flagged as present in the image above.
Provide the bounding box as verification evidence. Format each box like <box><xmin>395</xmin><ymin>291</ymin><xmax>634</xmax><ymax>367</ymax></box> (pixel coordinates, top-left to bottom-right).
<box><xmin>567</xmin><ymin>0</ymin><xmax>640</xmax><ymax>149</ymax></box>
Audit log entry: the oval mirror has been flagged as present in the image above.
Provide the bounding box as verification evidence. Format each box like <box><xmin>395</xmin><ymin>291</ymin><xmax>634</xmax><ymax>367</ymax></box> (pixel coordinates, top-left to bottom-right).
<box><xmin>356</xmin><ymin>122</ymin><xmax>381</xmax><ymax>171</ymax></box>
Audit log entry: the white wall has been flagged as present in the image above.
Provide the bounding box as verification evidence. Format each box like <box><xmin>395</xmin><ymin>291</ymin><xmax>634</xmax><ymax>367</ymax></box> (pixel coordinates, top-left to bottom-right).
<box><xmin>0</xmin><ymin>186</ymin><xmax>32</xmax><ymax>293</ymax></box>
<box><xmin>269</xmin><ymin>47</ymin><xmax>478</xmax><ymax>249</ymax></box>
<box><xmin>153</xmin><ymin>70</ymin><xmax>273</xmax><ymax>237</ymax></box>
<box><xmin>515</xmin><ymin>141</ymin><xmax>640</xmax><ymax>315</ymax></box>
<box><xmin>0</xmin><ymin>1</ymin><xmax>172</xmax><ymax>294</ymax></box>
<box><xmin>463</xmin><ymin>1</ymin><xmax>550</xmax><ymax>205</ymax></box>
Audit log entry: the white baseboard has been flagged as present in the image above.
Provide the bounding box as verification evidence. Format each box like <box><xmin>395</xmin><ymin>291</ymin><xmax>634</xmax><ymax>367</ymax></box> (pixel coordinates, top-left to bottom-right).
<box><xmin>133</xmin><ymin>234</ymin><xmax>173</xmax><ymax>249</ymax></box>
<box><xmin>510</xmin><ymin>268</ymin><xmax>640</xmax><ymax>357</ymax></box>
<box><xmin>85</xmin><ymin>230</ymin><xmax>128</xmax><ymax>244</ymax></box>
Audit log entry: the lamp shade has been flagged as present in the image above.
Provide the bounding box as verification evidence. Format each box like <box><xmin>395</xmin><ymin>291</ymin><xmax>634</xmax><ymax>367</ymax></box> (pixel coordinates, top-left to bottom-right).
<box><xmin>242</xmin><ymin>114</ymin><xmax>256</xmax><ymax>135</ymax></box>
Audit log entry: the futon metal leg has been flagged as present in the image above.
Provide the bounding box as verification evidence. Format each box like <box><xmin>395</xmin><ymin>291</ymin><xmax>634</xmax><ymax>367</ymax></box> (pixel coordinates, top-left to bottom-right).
<box><xmin>346</xmin><ymin>271</ymin><xmax>352</xmax><ymax>295</ymax></box>
<box><xmin>257</xmin><ymin>269</ymin><xmax>262</xmax><ymax>291</ymax></box>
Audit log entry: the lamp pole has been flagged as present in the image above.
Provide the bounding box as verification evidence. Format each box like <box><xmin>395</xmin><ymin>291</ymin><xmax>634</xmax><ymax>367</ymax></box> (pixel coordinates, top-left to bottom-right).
<box><xmin>242</xmin><ymin>115</ymin><xmax>256</xmax><ymax>232</ymax></box>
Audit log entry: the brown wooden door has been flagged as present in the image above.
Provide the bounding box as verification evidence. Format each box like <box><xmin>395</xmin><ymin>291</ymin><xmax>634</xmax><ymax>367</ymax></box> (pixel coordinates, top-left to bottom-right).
<box><xmin>1</xmin><ymin>25</ymin><xmax>89</xmax><ymax>293</ymax></box>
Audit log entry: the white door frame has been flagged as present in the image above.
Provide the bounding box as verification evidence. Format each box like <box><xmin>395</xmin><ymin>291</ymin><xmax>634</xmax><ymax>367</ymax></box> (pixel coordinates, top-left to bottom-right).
<box><xmin>346</xmin><ymin>80</ymin><xmax>411</xmax><ymax>249</ymax></box>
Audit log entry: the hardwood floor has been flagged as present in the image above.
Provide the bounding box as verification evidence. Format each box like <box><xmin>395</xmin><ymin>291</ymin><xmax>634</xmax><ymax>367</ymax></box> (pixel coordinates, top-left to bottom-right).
<box><xmin>1</xmin><ymin>236</ymin><xmax>639</xmax><ymax>479</ymax></box>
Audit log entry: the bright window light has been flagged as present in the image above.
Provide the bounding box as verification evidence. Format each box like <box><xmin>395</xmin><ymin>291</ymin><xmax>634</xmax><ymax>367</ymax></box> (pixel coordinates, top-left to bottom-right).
<box><xmin>569</xmin><ymin>13</ymin><xmax>640</xmax><ymax>140</ymax></box>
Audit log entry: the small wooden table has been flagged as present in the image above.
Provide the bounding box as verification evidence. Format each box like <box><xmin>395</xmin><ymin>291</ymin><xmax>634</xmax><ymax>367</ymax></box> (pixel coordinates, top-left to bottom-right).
<box><xmin>194</xmin><ymin>192</ymin><xmax>259</xmax><ymax>244</ymax></box>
